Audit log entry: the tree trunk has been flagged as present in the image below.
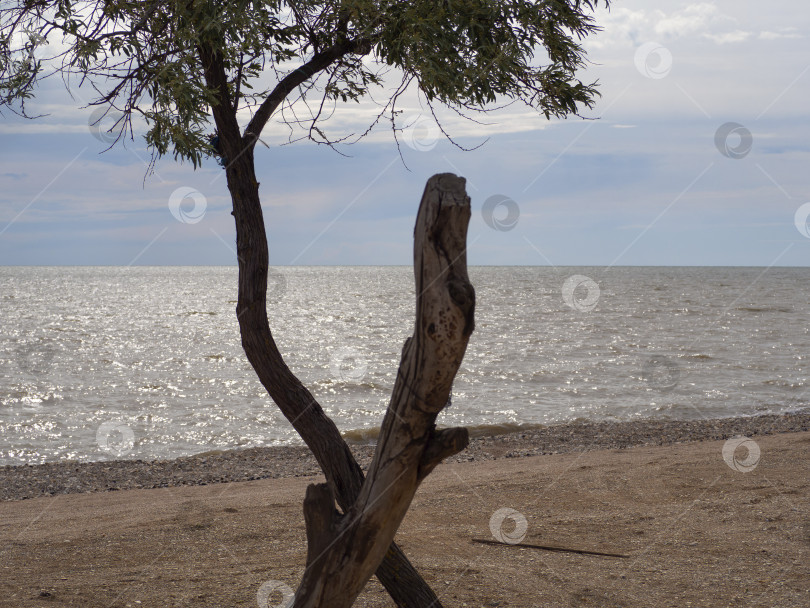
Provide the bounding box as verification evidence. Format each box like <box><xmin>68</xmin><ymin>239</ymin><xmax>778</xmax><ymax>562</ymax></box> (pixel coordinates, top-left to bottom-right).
<box><xmin>293</xmin><ymin>173</ymin><xmax>475</xmax><ymax>607</ymax></box>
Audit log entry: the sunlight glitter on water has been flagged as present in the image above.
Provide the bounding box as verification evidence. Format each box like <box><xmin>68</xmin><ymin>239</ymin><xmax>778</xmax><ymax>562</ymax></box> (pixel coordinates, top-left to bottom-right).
<box><xmin>1</xmin><ymin>265</ymin><xmax>808</xmax><ymax>464</ymax></box>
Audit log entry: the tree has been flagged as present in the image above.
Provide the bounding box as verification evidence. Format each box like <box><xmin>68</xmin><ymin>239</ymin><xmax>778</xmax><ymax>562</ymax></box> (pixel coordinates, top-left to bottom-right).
<box><xmin>1</xmin><ymin>1</ymin><xmax>608</xmax><ymax>605</ymax></box>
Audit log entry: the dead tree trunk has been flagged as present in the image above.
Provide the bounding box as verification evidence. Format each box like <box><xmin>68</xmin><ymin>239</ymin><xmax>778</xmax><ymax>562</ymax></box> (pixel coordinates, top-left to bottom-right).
<box><xmin>294</xmin><ymin>173</ymin><xmax>475</xmax><ymax>607</ymax></box>
<box><xmin>199</xmin><ymin>42</ymin><xmax>447</xmax><ymax>608</ymax></box>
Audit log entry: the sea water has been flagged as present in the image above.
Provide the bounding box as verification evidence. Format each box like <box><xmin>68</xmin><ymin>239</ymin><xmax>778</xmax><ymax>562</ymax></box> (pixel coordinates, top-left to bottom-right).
<box><xmin>1</xmin><ymin>266</ymin><xmax>808</xmax><ymax>465</ymax></box>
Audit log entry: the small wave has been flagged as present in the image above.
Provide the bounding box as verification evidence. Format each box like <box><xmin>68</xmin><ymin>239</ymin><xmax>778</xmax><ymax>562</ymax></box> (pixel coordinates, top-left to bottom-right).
<box><xmin>734</xmin><ymin>306</ymin><xmax>792</xmax><ymax>313</ymax></box>
<box><xmin>761</xmin><ymin>379</ymin><xmax>805</xmax><ymax>389</ymax></box>
<box><xmin>342</xmin><ymin>427</ymin><xmax>380</xmax><ymax>444</ymax></box>
<box><xmin>183</xmin><ymin>311</ymin><xmax>218</xmax><ymax>316</ymax></box>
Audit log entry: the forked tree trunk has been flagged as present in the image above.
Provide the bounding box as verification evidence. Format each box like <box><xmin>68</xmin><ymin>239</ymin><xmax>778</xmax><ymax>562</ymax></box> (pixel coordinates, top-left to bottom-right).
<box><xmin>293</xmin><ymin>173</ymin><xmax>475</xmax><ymax>607</ymax></box>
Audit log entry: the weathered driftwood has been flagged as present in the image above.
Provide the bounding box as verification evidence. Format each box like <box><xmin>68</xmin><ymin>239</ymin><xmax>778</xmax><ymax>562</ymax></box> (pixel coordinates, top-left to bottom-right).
<box><xmin>293</xmin><ymin>173</ymin><xmax>476</xmax><ymax>607</ymax></box>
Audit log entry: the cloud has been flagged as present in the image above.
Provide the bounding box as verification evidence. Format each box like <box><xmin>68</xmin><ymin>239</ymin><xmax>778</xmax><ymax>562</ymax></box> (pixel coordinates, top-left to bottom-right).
<box><xmin>703</xmin><ymin>30</ymin><xmax>752</xmax><ymax>44</ymax></box>
<box><xmin>652</xmin><ymin>3</ymin><xmax>729</xmax><ymax>40</ymax></box>
<box><xmin>759</xmin><ymin>29</ymin><xmax>803</xmax><ymax>40</ymax></box>
<box><xmin>0</xmin><ymin>123</ymin><xmax>91</xmax><ymax>135</ymax></box>
<box><xmin>587</xmin><ymin>2</ymin><xmax>766</xmax><ymax>49</ymax></box>
<box><xmin>259</xmin><ymin>94</ymin><xmax>554</xmax><ymax>146</ymax></box>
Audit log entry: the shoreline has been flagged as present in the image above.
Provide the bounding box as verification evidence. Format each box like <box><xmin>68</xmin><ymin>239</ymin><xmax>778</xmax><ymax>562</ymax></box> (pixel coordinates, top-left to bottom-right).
<box><xmin>2</xmin><ymin>409</ymin><xmax>808</xmax><ymax>502</ymax></box>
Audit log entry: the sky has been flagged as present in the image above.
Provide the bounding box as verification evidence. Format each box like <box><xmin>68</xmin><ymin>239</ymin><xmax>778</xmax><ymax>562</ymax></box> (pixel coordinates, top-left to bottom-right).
<box><xmin>1</xmin><ymin>0</ymin><xmax>809</xmax><ymax>267</ymax></box>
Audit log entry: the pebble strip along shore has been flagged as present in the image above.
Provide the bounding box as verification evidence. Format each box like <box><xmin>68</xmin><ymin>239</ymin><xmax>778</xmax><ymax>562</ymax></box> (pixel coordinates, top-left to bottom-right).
<box><xmin>2</xmin><ymin>410</ymin><xmax>808</xmax><ymax>502</ymax></box>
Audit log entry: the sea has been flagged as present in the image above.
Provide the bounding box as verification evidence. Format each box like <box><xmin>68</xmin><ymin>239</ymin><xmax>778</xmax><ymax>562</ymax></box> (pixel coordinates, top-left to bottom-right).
<box><xmin>1</xmin><ymin>266</ymin><xmax>808</xmax><ymax>466</ymax></box>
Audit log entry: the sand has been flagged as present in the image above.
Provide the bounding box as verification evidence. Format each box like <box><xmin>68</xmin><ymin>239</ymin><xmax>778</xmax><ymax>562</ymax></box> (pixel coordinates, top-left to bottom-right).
<box><xmin>1</xmin><ymin>425</ymin><xmax>808</xmax><ymax>607</ymax></box>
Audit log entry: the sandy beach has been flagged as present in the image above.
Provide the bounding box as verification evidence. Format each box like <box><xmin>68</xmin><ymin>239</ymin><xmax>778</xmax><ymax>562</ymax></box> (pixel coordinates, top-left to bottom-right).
<box><xmin>1</xmin><ymin>414</ymin><xmax>808</xmax><ymax>607</ymax></box>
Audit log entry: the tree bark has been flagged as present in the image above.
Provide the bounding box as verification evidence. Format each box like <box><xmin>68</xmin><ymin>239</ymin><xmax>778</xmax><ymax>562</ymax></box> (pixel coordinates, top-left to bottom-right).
<box><xmin>293</xmin><ymin>173</ymin><xmax>475</xmax><ymax>607</ymax></box>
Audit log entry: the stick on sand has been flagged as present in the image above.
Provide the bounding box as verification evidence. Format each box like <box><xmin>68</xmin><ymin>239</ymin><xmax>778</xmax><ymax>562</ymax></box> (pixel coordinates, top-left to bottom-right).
<box><xmin>472</xmin><ymin>538</ymin><xmax>629</xmax><ymax>558</ymax></box>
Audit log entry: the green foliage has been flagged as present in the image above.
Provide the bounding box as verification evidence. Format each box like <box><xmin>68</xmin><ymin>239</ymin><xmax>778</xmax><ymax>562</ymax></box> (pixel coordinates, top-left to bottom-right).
<box><xmin>1</xmin><ymin>0</ymin><xmax>608</xmax><ymax>166</ymax></box>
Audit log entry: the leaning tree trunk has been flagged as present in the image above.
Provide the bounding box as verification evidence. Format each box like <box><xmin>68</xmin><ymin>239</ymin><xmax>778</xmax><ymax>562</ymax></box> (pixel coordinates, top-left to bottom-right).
<box><xmin>199</xmin><ymin>42</ymin><xmax>447</xmax><ymax>607</ymax></box>
<box><xmin>294</xmin><ymin>173</ymin><xmax>475</xmax><ymax>607</ymax></box>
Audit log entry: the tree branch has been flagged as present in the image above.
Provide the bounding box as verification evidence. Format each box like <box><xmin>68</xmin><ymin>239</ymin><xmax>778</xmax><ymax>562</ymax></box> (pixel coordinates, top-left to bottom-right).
<box><xmin>243</xmin><ymin>36</ymin><xmax>372</xmax><ymax>146</ymax></box>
